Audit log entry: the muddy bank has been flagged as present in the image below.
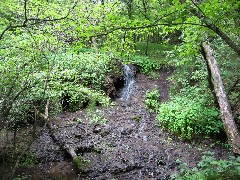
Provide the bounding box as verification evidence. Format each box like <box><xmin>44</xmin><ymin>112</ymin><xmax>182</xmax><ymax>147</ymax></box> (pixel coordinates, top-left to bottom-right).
<box><xmin>1</xmin><ymin>68</ymin><xmax>231</xmax><ymax>180</ymax></box>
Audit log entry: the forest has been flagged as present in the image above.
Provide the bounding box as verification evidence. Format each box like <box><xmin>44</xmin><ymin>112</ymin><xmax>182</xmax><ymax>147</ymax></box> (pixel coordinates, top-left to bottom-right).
<box><xmin>0</xmin><ymin>0</ymin><xmax>240</xmax><ymax>179</ymax></box>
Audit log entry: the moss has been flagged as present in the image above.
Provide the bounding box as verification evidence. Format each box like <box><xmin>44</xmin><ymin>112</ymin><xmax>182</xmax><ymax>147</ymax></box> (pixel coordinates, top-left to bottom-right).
<box><xmin>20</xmin><ymin>153</ymin><xmax>38</xmax><ymax>166</ymax></box>
<box><xmin>73</xmin><ymin>156</ymin><xmax>90</xmax><ymax>171</ymax></box>
<box><xmin>132</xmin><ymin>115</ymin><xmax>141</xmax><ymax>122</ymax></box>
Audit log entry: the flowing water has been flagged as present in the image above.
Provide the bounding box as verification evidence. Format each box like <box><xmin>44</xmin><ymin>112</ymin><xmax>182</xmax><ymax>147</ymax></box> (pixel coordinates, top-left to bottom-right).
<box><xmin>120</xmin><ymin>65</ymin><xmax>135</xmax><ymax>100</ymax></box>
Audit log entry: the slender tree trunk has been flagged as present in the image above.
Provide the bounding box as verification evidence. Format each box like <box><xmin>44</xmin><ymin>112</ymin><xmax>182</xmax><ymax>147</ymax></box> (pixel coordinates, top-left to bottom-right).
<box><xmin>91</xmin><ymin>37</ymin><xmax>99</xmax><ymax>54</ymax></box>
<box><xmin>202</xmin><ymin>42</ymin><xmax>240</xmax><ymax>155</ymax></box>
<box><xmin>145</xmin><ymin>34</ymin><xmax>150</xmax><ymax>56</ymax></box>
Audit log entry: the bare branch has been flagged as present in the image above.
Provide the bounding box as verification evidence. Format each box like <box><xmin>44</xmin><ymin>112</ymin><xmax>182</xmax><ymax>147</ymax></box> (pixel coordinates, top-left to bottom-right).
<box><xmin>0</xmin><ymin>25</ymin><xmax>24</xmax><ymax>40</ymax></box>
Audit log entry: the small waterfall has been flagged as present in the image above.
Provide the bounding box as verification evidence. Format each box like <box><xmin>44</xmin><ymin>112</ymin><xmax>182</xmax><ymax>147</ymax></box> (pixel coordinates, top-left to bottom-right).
<box><xmin>120</xmin><ymin>65</ymin><xmax>135</xmax><ymax>100</ymax></box>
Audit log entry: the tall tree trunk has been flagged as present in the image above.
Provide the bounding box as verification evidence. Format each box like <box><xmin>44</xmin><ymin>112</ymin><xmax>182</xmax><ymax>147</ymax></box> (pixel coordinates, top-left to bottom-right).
<box><xmin>202</xmin><ymin>42</ymin><xmax>240</xmax><ymax>155</ymax></box>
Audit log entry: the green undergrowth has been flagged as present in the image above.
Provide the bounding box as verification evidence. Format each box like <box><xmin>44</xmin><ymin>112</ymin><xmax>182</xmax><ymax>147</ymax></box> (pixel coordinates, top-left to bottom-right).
<box><xmin>73</xmin><ymin>156</ymin><xmax>91</xmax><ymax>171</ymax></box>
<box><xmin>144</xmin><ymin>53</ymin><xmax>224</xmax><ymax>140</ymax></box>
<box><xmin>156</xmin><ymin>87</ymin><xmax>222</xmax><ymax>140</ymax></box>
<box><xmin>172</xmin><ymin>152</ymin><xmax>240</xmax><ymax>180</ymax></box>
<box><xmin>48</xmin><ymin>50</ymin><xmax>121</xmax><ymax>112</ymax></box>
<box><xmin>77</xmin><ymin>109</ymin><xmax>108</xmax><ymax>125</ymax></box>
<box><xmin>130</xmin><ymin>55</ymin><xmax>160</xmax><ymax>74</ymax></box>
<box><xmin>144</xmin><ymin>88</ymin><xmax>160</xmax><ymax>113</ymax></box>
<box><xmin>2</xmin><ymin>49</ymin><xmax>118</xmax><ymax>127</ymax></box>
<box><xmin>124</xmin><ymin>42</ymin><xmax>174</xmax><ymax>75</ymax></box>
<box><xmin>1</xmin><ymin>151</ymin><xmax>38</xmax><ymax>166</ymax></box>
<box><xmin>135</xmin><ymin>42</ymin><xmax>174</xmax><ymax>60</ymax></box>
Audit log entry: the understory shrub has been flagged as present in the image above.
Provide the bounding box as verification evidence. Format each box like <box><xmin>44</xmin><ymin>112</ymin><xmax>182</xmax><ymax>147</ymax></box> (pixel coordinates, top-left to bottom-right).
<box><xmin>29</xmin><ymin>51</ymin><xmax>113</xmax><ymax>112</ymax></box>
<box><xmin>129</xmin><ymin>55</ymin><xmax>160</xmax><ymax>74</ymax></box>
<box><xmin>144</xmin><ymin>88</ymin><xmax>160</xmax><ymax>113</ymax></box>
<box><xmin>1</xmin><ymin>48</ymin><xmax>114</xmax><ymax>129</ymax></box>
<box><xmin>156</xmin><ymin>87</ymin><xmax>222</xmax><ymax>140</ymax></box>
<box><xmin>172</xmin><ymin>153</ymin><xmax>240</xmax><ymax>180</ymax></box>
<box><xmin>65</xmin><ymin>86</ymin><xmax>110</xmax><ymax>111</ymax></box>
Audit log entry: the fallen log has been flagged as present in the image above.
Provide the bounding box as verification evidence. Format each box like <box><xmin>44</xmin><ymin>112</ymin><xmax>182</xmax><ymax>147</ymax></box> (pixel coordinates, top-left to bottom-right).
<box><xmin>36</xmin><ymin>100</ymin><xmax>87</xmax><ymax>171</ymax></box>
<box><xmin>202</xmin><ymin>42</ymin><xmax>240</xmax><ymax>155</ymax></box>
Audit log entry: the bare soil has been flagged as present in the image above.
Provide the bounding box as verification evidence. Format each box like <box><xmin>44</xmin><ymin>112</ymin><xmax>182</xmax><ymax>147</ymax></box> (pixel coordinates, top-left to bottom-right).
<box><xmin>0</xmin><ymin>67</ymin><xmax>232</xmax><ymax>180</ymax></box>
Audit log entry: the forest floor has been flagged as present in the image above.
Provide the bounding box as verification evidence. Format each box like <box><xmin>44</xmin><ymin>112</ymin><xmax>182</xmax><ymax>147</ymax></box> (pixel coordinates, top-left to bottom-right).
<box><xmin>0</xmin><ymin>67</ymin><xmax>232</xmax><ymax>180</ymax></box>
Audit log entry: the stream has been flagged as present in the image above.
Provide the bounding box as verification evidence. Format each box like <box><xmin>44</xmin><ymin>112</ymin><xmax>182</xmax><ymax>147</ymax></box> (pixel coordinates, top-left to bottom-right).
<box><xmin>120</xmin><ymin>65</ymin><xmax>135</xmax><ymax>100</ymax></box>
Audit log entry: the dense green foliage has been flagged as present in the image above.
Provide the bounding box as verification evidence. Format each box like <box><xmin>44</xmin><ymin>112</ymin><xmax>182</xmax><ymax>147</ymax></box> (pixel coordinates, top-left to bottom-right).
<box><xmin>48</xmin><ymin>51</ymin><xmax>112</xmax><ymax>111</ymax></box>
<box><xmin>0</xmin><ymin>47</ymin><xmax>112</xmax><ymax>127</ymax></box>
<box><xmin>144</xmin><ymin>88</ymin><xmax>160</xmax><ymax>113</ymax></box>
<box><xmin>157</xmin><ymin>87</ymin><xmax>222</xmax><ymax>140</ymax></box>
<box><xmin>155</xmin><ymin>39</ymin><xmax>239</xmax><ymax>140</ymax></box>
<box><xmin>1</xmin><ymin>0</ymin><xmax>240</xmax><ymax>176</ymax></box>
<box><xmin>1</xmin><ymin>0</ymin><xmax>240</xmax><ymax>127</ymax></box>
<box><xmin>141</xmin><ymin>52</ymin><xmax>225</xmax><ymax>140</ymax></box>
<box><xmin>173</xmin><ymin>153</ymin><xmax>240</xmax><ymax>180</ymax></box>
<box><xmin>127</xmin><ymin>43</ymin><xmax>168</xmax><ymax>75</ymax></box>
<box><xmin>130</xmin><ymin>55</ymin><xmax>160</xmax><ymax>74</ymax></box>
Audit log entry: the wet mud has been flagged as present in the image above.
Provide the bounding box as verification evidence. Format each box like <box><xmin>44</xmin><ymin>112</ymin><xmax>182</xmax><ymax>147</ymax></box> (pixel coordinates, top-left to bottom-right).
<box><xmin>1</xmin><ymin>68</ymin><xmax>231</xmax><ymax>180</ymax></box>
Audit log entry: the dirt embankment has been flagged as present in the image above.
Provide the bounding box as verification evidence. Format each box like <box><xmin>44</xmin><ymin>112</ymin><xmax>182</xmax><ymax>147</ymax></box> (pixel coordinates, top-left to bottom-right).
<box><xmin>1</xmin><ymin>67</ymin><xmax>231</xmax><ymax>180</ymax></box>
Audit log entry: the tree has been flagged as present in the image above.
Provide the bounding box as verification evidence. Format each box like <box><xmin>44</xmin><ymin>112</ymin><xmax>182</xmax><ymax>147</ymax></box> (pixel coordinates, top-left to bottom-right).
<box><xmin>177</xmin><ymin>0</ymin><xmax>240</xmax><ymax>155</ymax></box>
<box><xmin>1</xmin><ymin>0</ymin><xmax>240</xmax><ymax>166</ymax></box>
<box><xmin>202</xmin><ymin>42</ymin><xmax>240</xmax><ymax>155</ymax></box>
<box><xmin>113</xmin><ymin>0</ymin><xmax>240</xmax><ymax>154</ymax></box>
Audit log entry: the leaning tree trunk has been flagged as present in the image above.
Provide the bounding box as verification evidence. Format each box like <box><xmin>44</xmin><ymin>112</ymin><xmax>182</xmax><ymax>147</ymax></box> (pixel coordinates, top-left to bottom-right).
<box><xmin>202</xmin><ymin>42</ymin><xmax>240</xmax><ymax>155</ymax></box>
<box><xmin>181</xmin><ymin>0</ymin><xmax>240</xmax><ymax>56</ymax></box>
<box><xmin>206</xmin><ymin>24</ymin><xmax>240</xmax><ymax>56</ymax></box>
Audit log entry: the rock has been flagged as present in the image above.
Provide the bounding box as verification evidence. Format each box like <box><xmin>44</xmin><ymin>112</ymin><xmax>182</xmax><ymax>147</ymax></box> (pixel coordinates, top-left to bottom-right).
<box><xmin>93</xmin><ymin>124</ymin><xmax>102</xmax><ymax>133</ymax></box>
<box><xmin>101</xmin><ymin>125</ymin><xmax>111</xmax><ymax>137</ymax></box>
<box><xmin>128</xmin><ymin>64</ymin><xmax>140</xmax><ymax>77</ymax></box>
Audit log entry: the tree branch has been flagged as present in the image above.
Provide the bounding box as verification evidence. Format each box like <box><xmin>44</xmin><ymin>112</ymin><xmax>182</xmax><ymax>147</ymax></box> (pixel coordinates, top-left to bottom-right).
<box><xmin>228</xmin><ymin>79</ymin><xmax>240</xmax><ymax>93</ymax></box>
<box><xmin>0</xmin><ymin>1</ymin><xmax>77</xmax><ymax>40</ymax></box>
<box><xmin>180</xmin><ymin>0</ymin><xmax>240</xmax><ymax>56</ymax></box>
<box><xmin>190</xmin><ymin>0</ymin><xmax>206</xmax><ymax>18</ymax></box>
<box><xmin>85</xmin><ymin>22</ymin><xmax>207</xmax><ymax>38</ymax></box>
